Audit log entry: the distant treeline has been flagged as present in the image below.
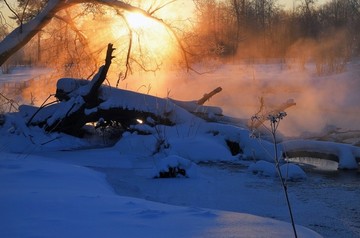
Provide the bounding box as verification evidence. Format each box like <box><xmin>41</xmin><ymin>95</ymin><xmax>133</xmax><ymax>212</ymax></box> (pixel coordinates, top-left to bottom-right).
<box><xmin>191</xmin><ymin>0</ymin><xmax>360</xmax><ymax>67</ymax></box>
<box><xmin>2</xmin><ymin>0</ymin><xmax>359</xmax><ymax>76</ymax></box>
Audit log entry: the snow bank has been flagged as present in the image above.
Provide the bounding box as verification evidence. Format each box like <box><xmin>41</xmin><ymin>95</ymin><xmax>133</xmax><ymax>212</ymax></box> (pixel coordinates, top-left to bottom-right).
<box><xmin>153</xmin><ymin>155</ymin><xmax>198</xmax><ymax>178</ymax></box>
<box><xmin>248</xmin><ymin>160</ymin><xmax>307</xmax><ymax>181</ymax></box>
<box><xmin>248</xmin><ymin>160</ymin><xmax>277</xmax><ymax>177</ymax></box>
<box><xmin>283</xmin><ymin>139</ymin><xmax>360</xmax><ymax>169</ymax></box>
<box><xmin>0</xmin><ymin>152</ymin><xmax>321</xmax><ymax>238</ymax></box>
<box><xmin>115</xmin><ymin>132</ymin><xmax>159</xmax><ymax>156</ymax></box>
<box><xmin>166</xmin><ymin>136</ymin><xmax>234</xmax><ymax>162</ymax></box>
<box><xmin>280</xmin><ymin>163</ymin><xmax>307</xmax><ymax>181</ymax></box>
<box><xmin>0</xmin><ymin>111</ymin><xmax>92</xmax><ymax>153</ymax></box>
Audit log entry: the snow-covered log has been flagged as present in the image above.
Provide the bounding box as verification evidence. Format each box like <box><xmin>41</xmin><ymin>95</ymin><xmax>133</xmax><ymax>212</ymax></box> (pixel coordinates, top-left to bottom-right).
<box><xmin>24</xmin><ymin>83</ymin><xmax>226</xmax><ymax>136</ymax></box>
<box><xmin>282</xmin><ymin>139</ymin><xmax>360</xmax><ymax>169</ymax></box>
<box><xmin>22</xmin><ymin>44</ymin><xmax>224</xmax><ymax>135</ymax></box>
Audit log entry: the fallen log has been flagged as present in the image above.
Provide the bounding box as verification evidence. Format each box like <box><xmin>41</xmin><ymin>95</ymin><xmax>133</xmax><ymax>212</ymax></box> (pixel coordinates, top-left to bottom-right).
<box><xmin>41</xmin><ymin>43</ymin><xmax>116</xmax><ymax>134</ymax></box>
<box><xmin>14</xmin><ymin>44</ymin><xmax>360</xmax><ymax>170</ymax></box>
<box><xmin>55</xmin><ymin>43</ymin><xmax>114</xmax><ymax>104</ymax></box>
<box><xmin>24</xmin><ymin>44</ymin><xmax>226</xmax><ymax>136</ymax></box>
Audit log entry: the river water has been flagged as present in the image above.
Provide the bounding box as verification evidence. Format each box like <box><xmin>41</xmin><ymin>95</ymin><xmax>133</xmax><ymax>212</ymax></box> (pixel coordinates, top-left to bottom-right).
<box><xmin>291</xmin><ymin>160</ymin><xmax>360</xmax><ymax>238</ymax></box>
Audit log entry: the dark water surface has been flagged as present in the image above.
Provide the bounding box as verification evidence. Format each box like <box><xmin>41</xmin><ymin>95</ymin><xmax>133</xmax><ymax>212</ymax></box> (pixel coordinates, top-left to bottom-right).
<box><xmin>291</xmin><ymin>159</ymin><xmax>360</xmax><ymax>238</ymax></box>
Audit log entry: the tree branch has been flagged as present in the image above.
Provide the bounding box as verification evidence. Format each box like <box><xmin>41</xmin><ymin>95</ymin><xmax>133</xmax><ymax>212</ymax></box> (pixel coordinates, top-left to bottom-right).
<box><xmin>0</xmin><ymin>0</ymin><xmax>155</xmax><ymax>66</ymax></box>
<box><xmin>197</xmin><ymin>87</ymin><xmax>222</xmax><ymax>105</ymax></box>
<box><xmin>0</xmin><ymin>0</ymin><xmax>76</xmax><ymax>66</ymax></box>
<box><xmin>115</xmin><ymin>12</ymin><xmax>133</xmax><ymax>87</ymax></box>
<box><xmin>148</xmin><ymin>0</ymin><xmax>178</xmax><ymax>15</ymax></box>
<box><xmin>82</xmin><ymin>43</ymin><xmax>115</xmax><ymax>105</ymax></box>
<box><xmin>0</xmin><ymin>0</ymin><xmax>189</xmax><ymax>72</ymax></box>
<box><xmin>2</xmin><ymin>0</ymin><xmax>22</xmax><ymax>27</ymax></box>
<box><xmin>54</xmin><ymin>10</ymin><xmax>98</xmax><ymax>70</ymax></box>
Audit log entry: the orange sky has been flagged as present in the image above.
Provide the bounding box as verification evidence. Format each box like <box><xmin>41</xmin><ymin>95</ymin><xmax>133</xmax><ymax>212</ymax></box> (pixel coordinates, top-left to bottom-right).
<box><xmin>0</xmin><ymin>0</ymin><xmax>194</xmax><ymax>28</ymax></box>
<box><xmin>1</xmin><ymin>0</ymin><xmax>334</xmax><ymax>28</ymax></box>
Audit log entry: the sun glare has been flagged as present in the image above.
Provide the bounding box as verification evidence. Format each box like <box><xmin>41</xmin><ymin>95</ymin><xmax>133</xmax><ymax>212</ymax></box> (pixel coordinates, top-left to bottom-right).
<box><xmin>125</xmin><ymin>12</ymin><xmax>156</xmax><ymax>29</ymax></box>
<box><xmin>110</xmin><ymin>11</ymin><xmax>177</xmax><ymax>72</ymax></box>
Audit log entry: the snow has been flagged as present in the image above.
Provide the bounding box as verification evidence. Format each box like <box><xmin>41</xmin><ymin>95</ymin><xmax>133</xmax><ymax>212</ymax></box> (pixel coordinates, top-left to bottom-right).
<box><xmin>0</xmin><ymin>109</ymin><xmax>357</xmax><ymax>238</ymax></box>
<box><xmin>1</xmin><ymin>61</ymin><xmax>360</xmax><ymax>237</ymax></box>
<box><xmin>282</xmin><ymin>139</ymin><xmax>360</xmax><ymax>169</ymax></box>
<box><xmin>0</xmin><ymin>66</ymin><xmax>53</xmax><ymax>83</ymax></box>
<box><xmin>248</xmin><ymin>160</ymin><xmax>279</xmax><ymax>177</ymax></box>
<box><xmin>0</xmin><ymin>152</ymin><xmax>322</xmax><ymax>238</ymax></box>
<box><xmin>57</xmin><ymin>77</ymin><xmax>88</xmax><ymax>96</ymax></box>
<box><xmin>116</xmin><ymin>133</ymin><xmax>159</xmax><ymax>156</ymax></box>
<box><xmin>248</xmin><ymin>160</ymin><xmax>307</xmax><ymax>181</ymax></box>
<box><xmin>0</xmin><ymin>111</ymin><xmax>324</xmax><ymax>237</ymax></box>
<box><xmin>166</xmin><ymin>136</ymin><xmax>234</xmax><ymax>162</ymax></box>
<box><xmin>153</xmin><ymin>154</ymin><xmax>199</xmax><ymax>178</ymax></box>
<box><xmin>280</xmin><ymin>163</ymin><xmax>307</xmax><ymax>181</ymax></box>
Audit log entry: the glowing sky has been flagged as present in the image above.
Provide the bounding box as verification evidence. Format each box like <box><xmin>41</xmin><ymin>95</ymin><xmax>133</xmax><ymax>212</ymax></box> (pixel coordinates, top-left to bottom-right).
<box><xmin>278</xmin><ymin>0</ymin><xmax>331</xmax><ymax>9</ymax></box>
<box><xmin>0</xmin><ymin>0</ymin><xmax>334</xmax><ymax>26</ymax></box>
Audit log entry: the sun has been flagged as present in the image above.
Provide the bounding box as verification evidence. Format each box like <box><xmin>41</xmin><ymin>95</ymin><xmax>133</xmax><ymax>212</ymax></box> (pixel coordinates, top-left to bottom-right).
<box><xmin>125</xmin><ymin>12</ymin><xmax>157</xmax><ymax>29</ymax></box>
<box><xmin>110</xmin><ymin>11</ymin><xmax>177</xmax><ymax>68</ymax></box>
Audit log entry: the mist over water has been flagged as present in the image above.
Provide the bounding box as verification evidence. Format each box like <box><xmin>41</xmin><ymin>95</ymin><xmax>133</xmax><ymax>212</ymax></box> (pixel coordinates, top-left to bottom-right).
<box><xmin>113</xmin><ymin>60</ymin><xmax>360</xmax><ymax>138</ymax></box>
<box><xmin>18</xmin><ymin>57</ymin><xmax>359</xmax><ymax>139</ymax></box>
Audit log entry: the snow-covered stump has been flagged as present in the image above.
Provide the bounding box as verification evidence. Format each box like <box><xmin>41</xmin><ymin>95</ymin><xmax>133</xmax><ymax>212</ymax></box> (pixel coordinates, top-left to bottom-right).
<box><xmin>153</xmin><ymin>155</ymin><xmax>198</xmax><ymax>178</ymax></box>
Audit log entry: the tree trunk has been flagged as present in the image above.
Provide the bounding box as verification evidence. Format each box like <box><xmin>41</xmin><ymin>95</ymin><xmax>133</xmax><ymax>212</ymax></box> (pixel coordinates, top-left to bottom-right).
<box><xmin>43</xmin><ymin>43</ymin><xmax>115</xmax><ymax>134</ymax></box>
<box><xmin>0</xmin><ymin>0</ymin><xmax>74</xmax><ymax>66</ymax></box>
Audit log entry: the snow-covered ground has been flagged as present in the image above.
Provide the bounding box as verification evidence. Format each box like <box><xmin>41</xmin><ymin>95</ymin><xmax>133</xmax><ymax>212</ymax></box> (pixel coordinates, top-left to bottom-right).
<box><xmin>1</xmin><ymin>61</ymin><xmax>360</xmax><ymax>237</ymax></box>
<box><xmin>0</xmin><ymin>130</ymin><xmax>359</xmax><ymax>237</ymax></box>
<box><xmin>0</xmin><ymin>150</ymin><xmax>322</xmax><ymax>238</ymax></box>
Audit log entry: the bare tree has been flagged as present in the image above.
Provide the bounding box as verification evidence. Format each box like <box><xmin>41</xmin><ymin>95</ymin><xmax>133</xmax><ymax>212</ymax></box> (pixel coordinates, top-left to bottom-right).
<box><xmin>231</xmin><ymin>0</ymin><xmax>252</xmax><ymax>53</ymax></box>
<box><xmin>192</xmin><ymin>0</ymin><xmax>239</xmax><ymax>58</ymax></box>
<box><xmin>296</xmin><ymin>0</ymin><xmax>319</xmax><ymax>38</ymax></box>
<box><xmin>0</xmin><ymin>19</ymin><xmax>10</xmax><ymax>73</ymax></box>
<box><xmin>5</xmin><ymin>0</ymin><xmax>48</xmax><ymax>26</ymax></box>
<box><xmin>0</xmin><ymin>22</ymin><xmax>7</xmax><ymax>42</ymax></box>
<box><xmin>0</xmin><ymin>0</ymin><xmax>186</xmax><ymax>68</ymax></box>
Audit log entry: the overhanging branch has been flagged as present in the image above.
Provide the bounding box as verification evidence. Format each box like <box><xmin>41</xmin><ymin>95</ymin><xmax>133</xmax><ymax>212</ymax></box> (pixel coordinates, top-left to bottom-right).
<box><xmin>0</xmin><ymin>0</ymin><xmax>175</xmax><ymax>66</ymax></box>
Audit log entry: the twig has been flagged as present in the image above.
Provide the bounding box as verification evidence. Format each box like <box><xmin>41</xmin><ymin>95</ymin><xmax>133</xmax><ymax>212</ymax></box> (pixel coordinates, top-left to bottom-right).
<box><xmin>251</xmin><ymin>112</ymin><xmax>298</xmax><ymax>238</ymax></box>
<box><xmin>26</xmin><ymin>94</ymin><xmax>56</xmax><ymax>126</ymax></box>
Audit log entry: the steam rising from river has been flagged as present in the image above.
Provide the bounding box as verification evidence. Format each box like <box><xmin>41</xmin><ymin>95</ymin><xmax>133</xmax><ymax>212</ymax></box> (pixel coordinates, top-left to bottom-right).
<box><xmin>111</xmin><ymin>60</ymin><xmax>360</xmax><ymax>138</ymax></box>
